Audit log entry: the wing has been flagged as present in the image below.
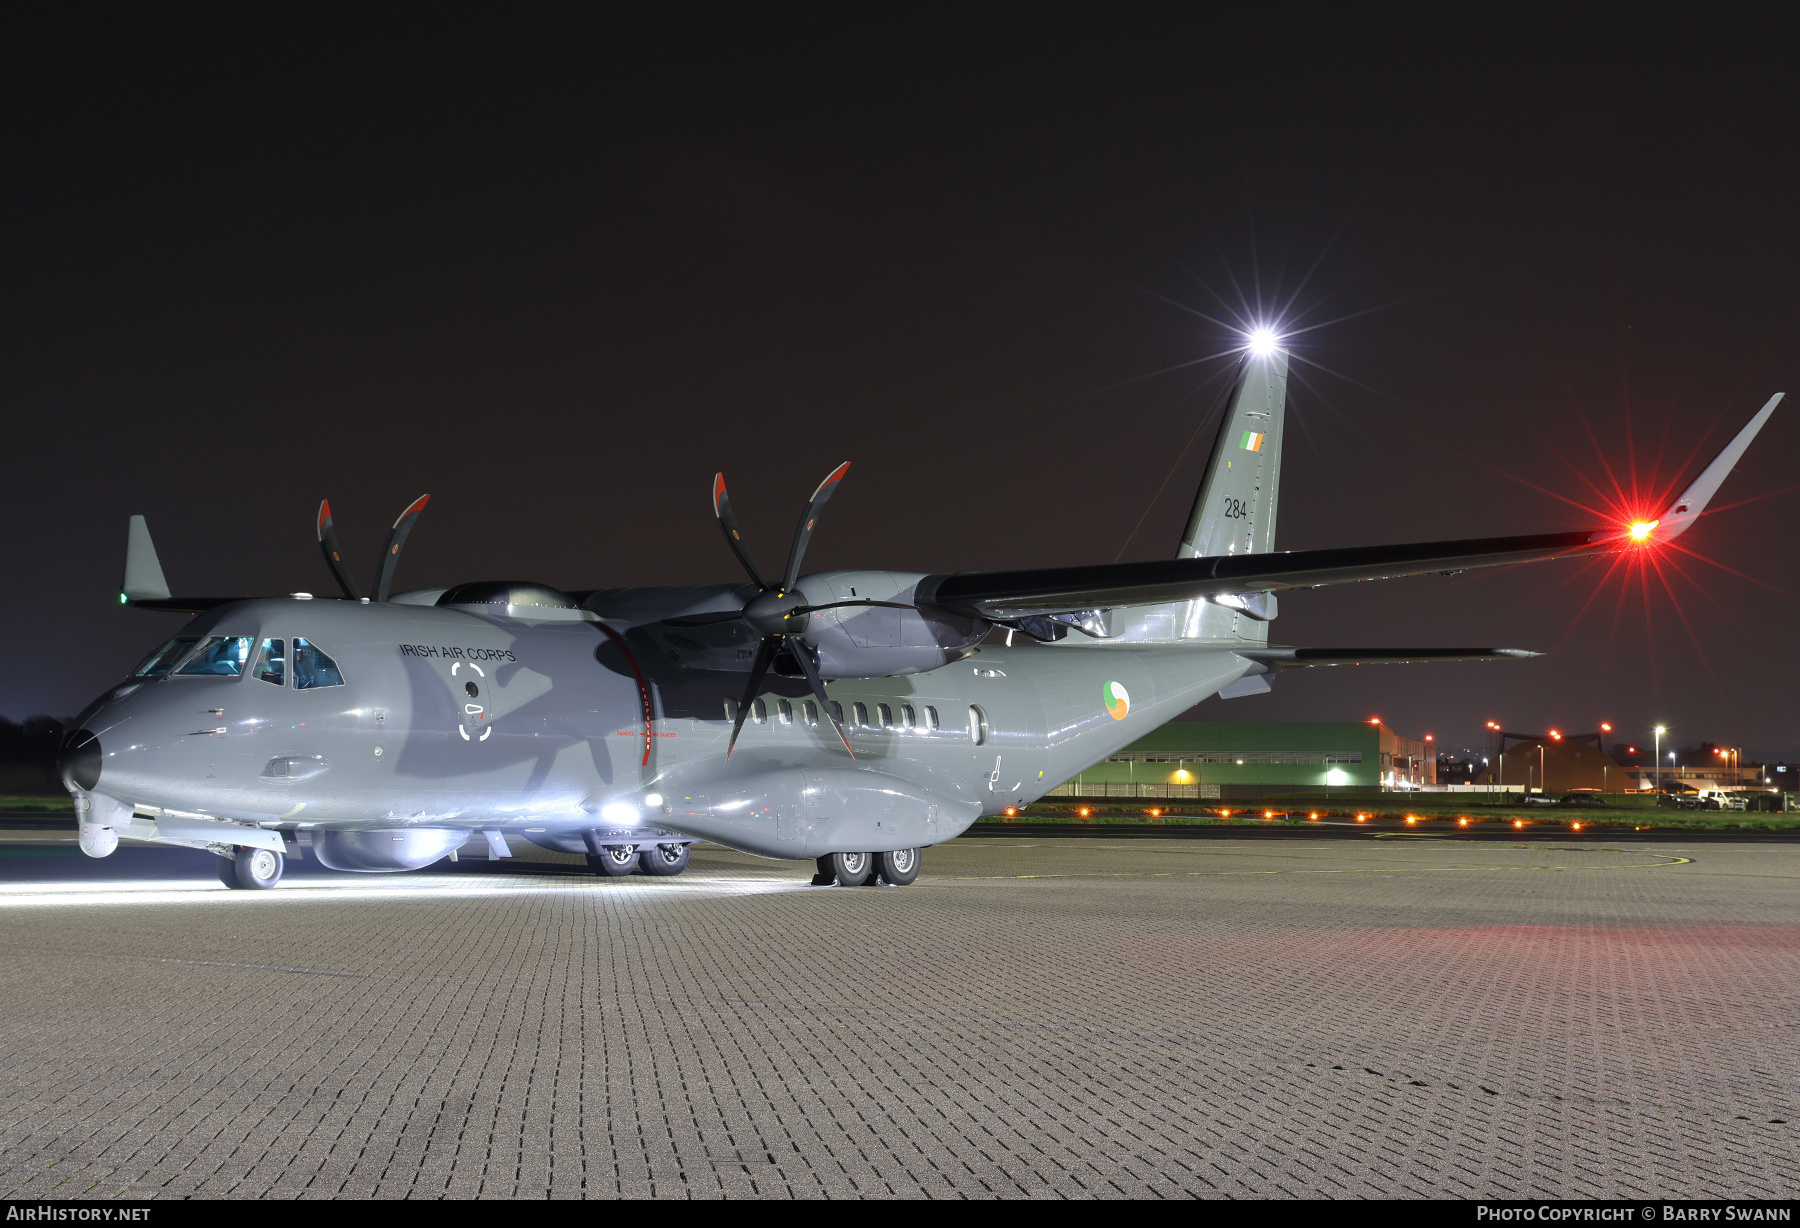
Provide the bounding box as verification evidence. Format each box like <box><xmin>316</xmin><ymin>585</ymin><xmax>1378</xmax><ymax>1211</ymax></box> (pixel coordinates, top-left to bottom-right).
<box><xmin>919</xmin><ymin>393</ymin><xmax>1782</xmax><ymax>621</ymax></box>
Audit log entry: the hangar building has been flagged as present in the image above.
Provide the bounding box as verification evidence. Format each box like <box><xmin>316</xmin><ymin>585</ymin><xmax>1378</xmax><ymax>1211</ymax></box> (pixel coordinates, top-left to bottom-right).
<box><xmin>1050</xmin><ymin>721</ymin><xmax>1434</xmax><ymax>800</ymax></box>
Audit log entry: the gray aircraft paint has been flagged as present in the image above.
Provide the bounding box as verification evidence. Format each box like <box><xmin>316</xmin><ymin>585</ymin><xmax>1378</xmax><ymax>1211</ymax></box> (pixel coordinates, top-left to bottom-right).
<box><xmin>63</xmin><ymin>350</ymin><xmax>1783</xmax><ymax>878</ymax></box>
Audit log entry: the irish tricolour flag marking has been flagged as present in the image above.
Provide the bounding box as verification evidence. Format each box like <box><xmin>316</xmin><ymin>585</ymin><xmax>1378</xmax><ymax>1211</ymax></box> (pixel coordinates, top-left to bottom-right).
<box><xmin>1104</xmin><ymin>680</ymin><xmax>1130</xmax><ymax>721</ymax></box>
<box><xmin>1239</xmin><ymin>430</ymin><xmax>1264</xmax><ymax>452</ymax></box>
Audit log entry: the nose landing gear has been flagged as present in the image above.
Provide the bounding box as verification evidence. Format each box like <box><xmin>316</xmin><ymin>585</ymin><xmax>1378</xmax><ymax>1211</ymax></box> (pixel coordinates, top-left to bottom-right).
<box><xmin>217</xmin><ymin>846</ymin><xmax>284</xmax><ymax>890</ymax></box>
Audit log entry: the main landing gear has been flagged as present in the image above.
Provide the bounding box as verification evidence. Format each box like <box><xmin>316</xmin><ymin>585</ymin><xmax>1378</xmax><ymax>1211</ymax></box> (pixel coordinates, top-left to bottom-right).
<box><xmin>217</xmin><ymin>846</ymin><xmax>284</xmax><ymax>890</ymax></box>
<box><xmin>585</xmin><ymin>842</ymin><xmax>693</xmax><ymax>877</ymax></box>
<box><xmin>812</xmin><ymin>848</ymin><xmax>921</xmax><ymax>886</ymax></box>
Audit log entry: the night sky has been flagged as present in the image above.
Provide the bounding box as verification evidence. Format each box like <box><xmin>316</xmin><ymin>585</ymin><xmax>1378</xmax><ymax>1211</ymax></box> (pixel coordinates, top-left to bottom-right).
<box><xmin>6</xmin><ymin>15</ymin><xmax>1797</xmax><ymax>760</ymax></box>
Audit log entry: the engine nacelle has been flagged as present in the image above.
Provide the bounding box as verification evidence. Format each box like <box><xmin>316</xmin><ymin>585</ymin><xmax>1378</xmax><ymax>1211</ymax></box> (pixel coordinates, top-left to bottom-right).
<box><xmin>797</xmin><ymin>571</ymin><xmax>986</xmax><ymax>677</ymax></box>
<box><xmin>312</xmin><ymin>828</ymin><xmax>470</xmax><ymax>872</ymax></box>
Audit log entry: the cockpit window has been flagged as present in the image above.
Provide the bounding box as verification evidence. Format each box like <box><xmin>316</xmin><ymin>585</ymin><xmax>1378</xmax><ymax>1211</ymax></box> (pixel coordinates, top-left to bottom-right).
<box><xmin>131</xmin><ymin>637</ymin><xmax>200</xmax><ymax>678</ymax></box>
<box><xmin>176</xmin><ymin>636</ymin><xmax>253</xmax><ymax>677</ymax></box>
<box><xmin>293</xmin><ymin>638</ymin><xmax>345</xmax><ymax>689</ymax></box>
<box><xmin>254</xmin><ymin>639</ymin><xmax>286</xmax><ymax>687</ymax></box>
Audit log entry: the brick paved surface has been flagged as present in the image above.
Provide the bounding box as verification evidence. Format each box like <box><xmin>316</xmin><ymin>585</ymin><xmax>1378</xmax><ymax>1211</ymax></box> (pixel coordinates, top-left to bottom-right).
<box><xmin>0</xmin><ymin>835</ymin><xmax>1795</xmax><ymax>1199</ymax></box>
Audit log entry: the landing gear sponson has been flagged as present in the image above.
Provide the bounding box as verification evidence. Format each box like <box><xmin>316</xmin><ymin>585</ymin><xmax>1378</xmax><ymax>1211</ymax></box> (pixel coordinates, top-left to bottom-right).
<box><xmin>812</xmin><ymin>848</ymin><xmax>921</xmax><ymax>887</ymax></box>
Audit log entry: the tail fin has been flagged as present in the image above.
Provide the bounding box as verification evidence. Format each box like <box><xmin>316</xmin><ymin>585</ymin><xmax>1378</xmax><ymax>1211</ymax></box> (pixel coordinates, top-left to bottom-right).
<box><xmin>1178</xmin><ymin>350</ymin><xmax>1289</xmax><ymax>560</ymax></box>
<box><xmin>1113</xmin><ymin>349</ymin><xmax>1289</xmax><ymax>642</ymax></box>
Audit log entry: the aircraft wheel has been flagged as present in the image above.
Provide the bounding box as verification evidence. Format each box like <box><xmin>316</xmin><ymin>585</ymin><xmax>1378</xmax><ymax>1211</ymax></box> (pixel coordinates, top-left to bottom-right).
<box><xmin>638</xmin><ymin>842</ymin><xmax>690</xmax><ymax>876</ymax></box>
<box><xmin>587</xmin><ymin>845</ymin><xmax>639</xmax><ymax>877</ymax></box>
<box><xmin>874</xmin><ymin>847</ymin><xmax>920</xmax><ymax>885</ymax></box>
<box><xmin>216</xmin><ymin>854</ymin><xmax>240</xmax><ymax>888</ymax></box>
<box><xmin>230</xmin><ymin>846</ymin><xmax>284</xmax><ymax>890</ymax></box>
<box><xmin>825</xmin><ymin>850</ymin><xmax>872</xmax><ymax>886</ymax></box>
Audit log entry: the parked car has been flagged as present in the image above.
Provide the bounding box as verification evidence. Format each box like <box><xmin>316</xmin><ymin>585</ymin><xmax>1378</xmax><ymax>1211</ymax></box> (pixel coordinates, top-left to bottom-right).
<box><xmin>1657</xmin><ymin>791</ymin><xmax>1705</xmax><ymax>810</ymax></box>
<box><xmin>1556</xmin><ymin>793</ymin><xmax>1608</xmax><ymax>807</ymax></box>
<box><xmin>1694</xmin><ymin>789</ymin><xmax>1748</xmax><ymax>811</ymax></box>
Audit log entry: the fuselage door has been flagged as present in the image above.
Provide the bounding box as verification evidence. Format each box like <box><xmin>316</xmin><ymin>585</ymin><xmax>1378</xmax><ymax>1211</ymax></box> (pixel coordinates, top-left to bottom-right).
<box><xmin>449</xmin><ymin>659</ymin><xmax>493</xmax><ymax>742</ymax></box>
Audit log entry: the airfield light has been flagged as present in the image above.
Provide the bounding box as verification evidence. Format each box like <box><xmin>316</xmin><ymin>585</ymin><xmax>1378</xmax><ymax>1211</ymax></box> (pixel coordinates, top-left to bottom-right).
<box><xmin>1458</xmin><ymin>818</ymin><xmax>1468</xmax><ymax>827</ymax></box>
<box><xmin>1078</xmin><ymin>808</ymin><xmax>1090</xmax><ymax>817</ymax></box>
<box><xmin>1514</xmin><ymin>820</ymin><xmax>1524</xmax><ymax>829</ymax></box>
<box><xmin>1246</xmin><ymin>327</ymin><xmax>1279</xmax><ymax>357</ymax></box>
<box><xmin>1600</xmin><ymin>723</ymin><xmax>1612</xmax><ymax>733</ymax></box>
<box><xmin>1628</xmin><ymin>519</ymin><xmax>1659</xmax><ymax>542</ymax></box>
<box><xmin>1149</xmin><ymin>809</ymin><xmax>1161</xmax><ymax>817</ymax></box>
<box><xmin>1264</xmin><ymin>810</ymin><xmax>1273</xmax><ymax>818</ymax></box>
<box><xmin>1355</xmin><ymin>814</ymin><xmax>1367</xmax><ymax>823</ymax></box>
<box><xmin>1549</xmin><ymin>730</ymin><xmax>1561</xmax><ymax>740</ymax></box>
<box><xmin>1309</xmin><ymin>813</ymin><xmax>1319</xmax><ymax>820</ymax></box>
<box><xmin>1406</xmin><ymin>816</ymin><xmax>1416</xmax><ymax>824</ymax></box>
<box><xmin>1572</xmin><ymin>822</ymin><xmax>1581</xmax><ymax>830</ymax></box>
<box><xmin>1005</xmin><ymin>808</ymin><xmax>1016</xmax><ymax>816</ymax></box>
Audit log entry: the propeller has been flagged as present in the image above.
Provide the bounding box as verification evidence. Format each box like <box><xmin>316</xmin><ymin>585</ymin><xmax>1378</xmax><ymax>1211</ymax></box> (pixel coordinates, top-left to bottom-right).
<box><xmin>686</xmin><ymin>463</ymin><xmax>915</xmax><ymax>760</ymax></box>
<box><xmin>315</xmin><ymin>495</ymin><xmax>431</xmax><ymax>602</ymax></box>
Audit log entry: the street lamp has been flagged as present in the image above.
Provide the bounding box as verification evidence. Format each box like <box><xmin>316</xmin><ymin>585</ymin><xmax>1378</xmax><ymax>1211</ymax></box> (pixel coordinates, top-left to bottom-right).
<box><xmin>1654</xmin><ymin>726</ymin><xmax>1666</xmax><ymax>795</ymax></box>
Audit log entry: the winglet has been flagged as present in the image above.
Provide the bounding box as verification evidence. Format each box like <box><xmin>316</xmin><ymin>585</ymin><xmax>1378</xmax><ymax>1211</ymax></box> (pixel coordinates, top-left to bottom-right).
<box><xmin>1658</xmin><ymin>393</ymin><xmax>1783</xmax><ymax>542</ymax></box>
<box><xmin>123</xmin><ymin>515</ymin><xmax>171</xmax><ymax>603</ymax></box>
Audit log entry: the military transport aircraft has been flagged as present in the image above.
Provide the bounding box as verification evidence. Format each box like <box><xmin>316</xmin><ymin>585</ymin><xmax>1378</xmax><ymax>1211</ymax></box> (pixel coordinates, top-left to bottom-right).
<box><xmin>60</xmin><ymin>344</ymin><xmax>1783</xmax><ymax>888</ymax></box>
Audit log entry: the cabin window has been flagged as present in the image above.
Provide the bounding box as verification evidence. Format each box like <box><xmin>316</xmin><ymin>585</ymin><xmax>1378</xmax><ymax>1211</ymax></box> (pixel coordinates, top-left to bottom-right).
<box><xmin>752</xmin><ymin>698</ymin><xmax>767</xmax><ymax>724</ymax></box>
<box><xmin>777</xmin><ymin>698</ymin><xmax>793</xmax><ymax>725</ymax></box>
<box><xmin>877</xmin><ymin>702</ymin><xmax>893</xmax><ymax>728</ymax></box>
<box><xmin>293</xmin><ymin>638</ymin><xmax>345</xmax><ymax>689</ymax></box>
<box><xmin>901</xmin><ymin>704</ymin><xmax>917</xmax><ymax>730</ymax></box>
<box><xmin>829</xmin><ymin>701</ymin><xmax>844</xmax><ymax>726</ymax></box>
<box><xmin>803</xmin><ymin>701</ymin><xmax>818</xmax><ymax>727</ymax></box>
<box><xmin>968</xmin><ymin>704</ymin><xmax>988</xmax><ymax>746</ymax></box>
<box><xmin>176</xmin><ymin>636</ymin><xmax>253</xmax><ymax>677</ymax></box>
<box><xmin>132</xmin><ymin>636</ymin><xmax>200</xmax><ymax>678</ymax></box>
<box><xmin>853</xmin><ymin>702</ymin><xmax>869</xmax><ymax>728</ymax></box>
<box><xmin>723</xmin><ymin>698</ymin><xmax>737</xmax><ymax>722</ymax></box>
<box><xmin>254</xmin><ymin>639</ymin><xmax>286</xmax><ymax>686</ymax></box>
<box><xmin>925</xmin><ymin>705</ymin><xmax>940</xmax><ymax>731</ymax></box>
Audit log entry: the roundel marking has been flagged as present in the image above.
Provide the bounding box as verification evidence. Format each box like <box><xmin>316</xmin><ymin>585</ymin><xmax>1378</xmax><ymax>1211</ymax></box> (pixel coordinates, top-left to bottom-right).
<box><xmin>1103</xmin><ymin>680</ymin><xmax>1130</xmax><ymax>721</ymax></box>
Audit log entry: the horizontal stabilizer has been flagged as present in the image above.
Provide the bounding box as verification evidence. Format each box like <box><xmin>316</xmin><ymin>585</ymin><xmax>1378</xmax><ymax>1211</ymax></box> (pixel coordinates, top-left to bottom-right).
<box><xmin>1240</xmin><ymin>647</ymin><xmax>1541</xmax><ymax>669</ymax></box>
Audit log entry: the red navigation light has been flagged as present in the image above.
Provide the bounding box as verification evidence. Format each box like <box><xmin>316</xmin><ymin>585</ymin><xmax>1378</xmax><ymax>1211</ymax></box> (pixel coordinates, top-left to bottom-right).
<box><xmin>1424</xmin><ymin>734</ymin><xmax>1434</xmax><ymax>741</ymax></box>
<box><xmin>1600</xmin><ymin>723</ymin><xmax>1612</xmax><ymax>732</ymax></box>
<box><xmin>1370</xmin><ymin>716</ymin><xmax>1381</xmax><ymax>725</ymax></box>
<box><xmin>1628</xmin><ymin>519</ymin><xmax>1659</xmax><ymax>542</ymax></box>
<box><xmin>1549</xmin><ymin>730</ymin><xmax>1562</xmax><ymax>740</ymax></box>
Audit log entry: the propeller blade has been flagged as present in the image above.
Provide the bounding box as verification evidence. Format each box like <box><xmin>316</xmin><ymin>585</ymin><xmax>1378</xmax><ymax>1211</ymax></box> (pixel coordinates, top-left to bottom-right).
<box><xmin>780</xmin><ymin>461</ymin><xmax>850</xmax><ymax>594</ymax></box>
<box><xmin>661</xmin><ymin>609</ymin><xmax>748</xmax><ymax>628</ymax></box>
<box><xmin>373</xmin><ymin>494</ymin><xmax>430</xmax><ymax>603</ymax></box>
<box><xmin>712</xmin><ymin>473</ymin><xmax>769</xmax><ymax>590</ymax></box>
<box><xmin>315</xmin><ymin>500</ymin><xmax>363</xmax><ymax>600</ymax></box>
<box><xmin>788</xmin><ymin>598</ymin><xmax>916</xmax><ymax>616</ymax></box>
<box><xmin>726</xmin><ymin>637</ymin><xmax>780</xmax><ymax>759</ymax></box>
<box><xmin>788</xmin><ymin>636</ymin><xmax>854</xmax><ymax>759</ymax></box>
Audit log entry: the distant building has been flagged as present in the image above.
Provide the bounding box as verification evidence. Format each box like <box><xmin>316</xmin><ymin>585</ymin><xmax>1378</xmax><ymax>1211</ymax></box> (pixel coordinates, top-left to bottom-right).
<box><xmin>1491</xmin><ymin>735</ymin><xmax>1626</xmax><ymax>793</ymax></box>
<box><xmin>1049</xmin><ymin>720</ymin><xmax>1433</xmax><ymax>801</ymax></box>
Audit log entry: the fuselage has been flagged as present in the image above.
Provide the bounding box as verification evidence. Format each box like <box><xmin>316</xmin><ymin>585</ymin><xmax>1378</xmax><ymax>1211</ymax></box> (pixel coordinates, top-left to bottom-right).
<box><xmin>68</xmin><ymin>585</ymin><xmax>1254</xmax><ymax>863</ymax></box>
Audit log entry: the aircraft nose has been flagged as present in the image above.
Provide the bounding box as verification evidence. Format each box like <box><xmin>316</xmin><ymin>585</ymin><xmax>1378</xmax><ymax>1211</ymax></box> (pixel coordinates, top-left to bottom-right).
<box><xmin>60</xmin><ymin>729</ymin><xmax>102</xmax><ymax>792</ymax></box>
